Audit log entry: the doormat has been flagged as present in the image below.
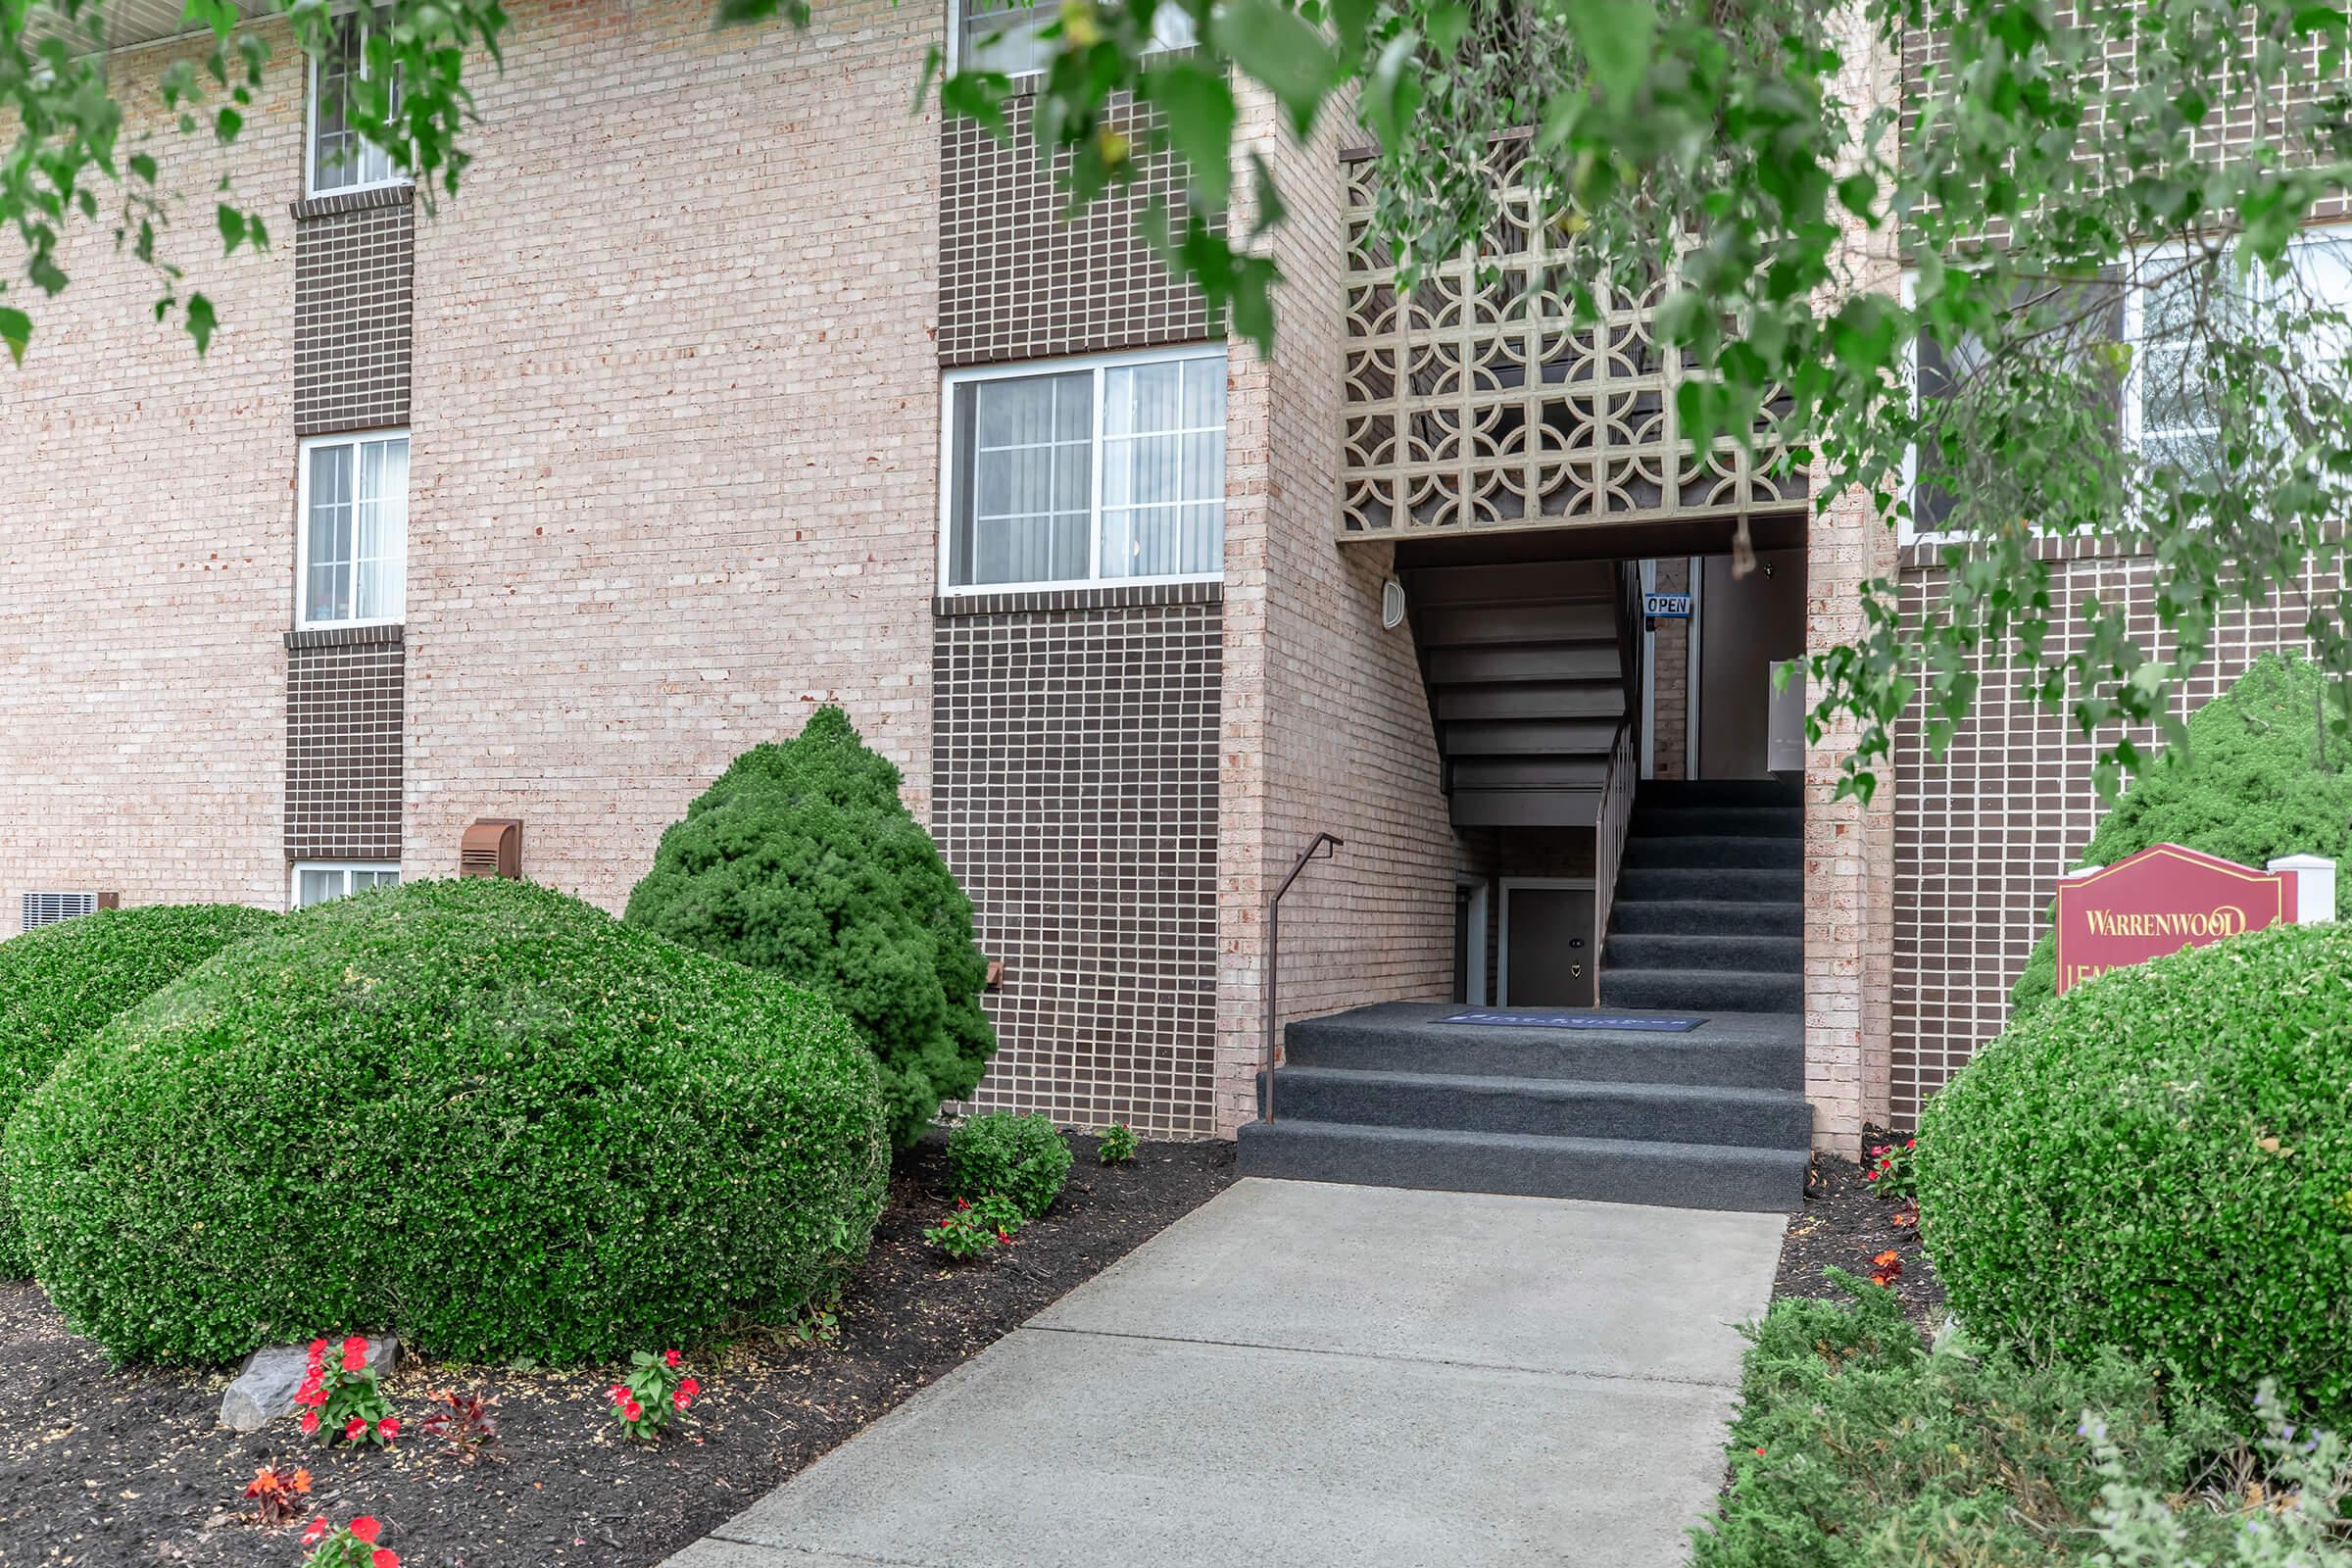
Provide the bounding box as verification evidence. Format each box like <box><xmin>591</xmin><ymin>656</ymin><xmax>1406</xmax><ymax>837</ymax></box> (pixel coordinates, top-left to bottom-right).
<box><xmin>1442</xmin><ymin>1010</ymin><xmax>1704</xmax><ymax>1033</ymax></box>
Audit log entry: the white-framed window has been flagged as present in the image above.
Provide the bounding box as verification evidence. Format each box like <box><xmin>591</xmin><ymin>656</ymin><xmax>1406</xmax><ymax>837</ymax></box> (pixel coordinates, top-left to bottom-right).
<box><xmin>306</xmin><ymin>7</ymin><xmax>408</xmax><ymax>198</ymax></box>
<box><xmin>941</xmin><ymin>345</ymin><xmax>1227</xmax><ymax>593</ymax></box>
<box><xmin>292</xmin><ymin>862</ymin><xmax>400</xmax><ymax>908</ymax></box>
<box><xmin>950</xmin><ymin>0</ymin><xmax>1196</xmax><ymax>78</ymax></box>
<box><xmin>297</xmin><ymin>430</ymin><xmax>409</xmax><ymax>629</ymax></box>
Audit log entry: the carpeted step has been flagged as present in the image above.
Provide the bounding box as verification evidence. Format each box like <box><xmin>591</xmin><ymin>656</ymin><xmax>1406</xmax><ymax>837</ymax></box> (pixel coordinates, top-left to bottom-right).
<box><xmin>1604</xmin><ymin>933</ymin><xmax>1802</xmax><ymax>973</ymax></box>
<box><xmin>1629</xmin><ymin>806</ymin><xmax>1803</xmax><ymax>839</ymax></box>
<box><xmin>1258</xmin><ymin>1066</ymin><xmax>1813</xmax><ymax>1149</ymax></box>
<box><xmin>1635</xmin><ymin>777</ymin><xmax>1802</xmax><ymax>809</ymax></box>
<box><xmin>1600</xmin><ymin>967</ymin><xmax>1804</xmax><ymax>1012</ymax></box>
<box><xmin>1234</xmin><ymin>1120</ymin><xmax>1809</xmax><ymax>1212</ymax></box>
<box><xmin>1609</xmin><ymin>900</ymin><xmax>1804</xmax><ymax>937</ymax></box>
<box><xmin>1621</xmin><ymin>835</ymin><xmax>1802</xmax><ymax>871</ymax></box>
<box><xmin>1283</xmin><ymin>1005</ymin><xmax>1805</xmax><ymax>1092</ymax></box>
<box><xmin>1616</xmin><ymin>865</ymin><xmax>1801</xmax><ymax>904</ymax></box>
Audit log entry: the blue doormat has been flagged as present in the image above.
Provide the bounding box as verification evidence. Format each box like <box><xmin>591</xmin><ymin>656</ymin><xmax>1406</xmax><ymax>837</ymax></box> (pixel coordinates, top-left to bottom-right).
<box><xmin>1442</xmin><ymin>1009</ymin><xmax>1704</xmax><ymax>1033</ymax></box>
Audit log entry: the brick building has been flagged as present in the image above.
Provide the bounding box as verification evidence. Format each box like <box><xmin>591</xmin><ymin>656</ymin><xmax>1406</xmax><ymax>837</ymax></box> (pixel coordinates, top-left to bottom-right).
<box><xmin>3</xmin><ymin>0</ymin><xmax>2345</xmax><ymax>1205</ymax></box>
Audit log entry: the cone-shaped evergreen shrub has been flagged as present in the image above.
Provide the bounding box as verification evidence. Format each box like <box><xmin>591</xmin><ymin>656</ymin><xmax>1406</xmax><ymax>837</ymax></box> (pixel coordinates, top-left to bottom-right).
<box><xmin>1922</xmin><ymin>920</ymin><xmax>2352</xmax><ymax>1423</ymax></box>
<box><xmin>2010</xmin><ymin>654</ymin><xmax>2352</xmax><ymax>1016</ymax></box>
<box><xmin>2</xmin><ymin>878</ymin><xmax>889</xmax><ymax>1364</ymax></box>
<box><xmin>624</xmin><ymin>707</ymin><xmax>994</xmax><ymax>1147</ymax></box>
<box><xmin>0</xmin><ymin>903</ymin><xmax>280</xmax><ymax>1278</ymax></box>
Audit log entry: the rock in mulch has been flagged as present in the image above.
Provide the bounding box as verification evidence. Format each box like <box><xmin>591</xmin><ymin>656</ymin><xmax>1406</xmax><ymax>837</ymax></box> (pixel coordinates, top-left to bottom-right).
<box><xmin>221</xmin><ymin>1336</ymin><xmax>400</xmax><ymax>1433</ymax></box>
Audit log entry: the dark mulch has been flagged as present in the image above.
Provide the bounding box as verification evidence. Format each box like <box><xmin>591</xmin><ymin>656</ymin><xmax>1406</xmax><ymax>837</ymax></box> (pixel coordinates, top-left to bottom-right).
<box><xmin>1773</xmin><ymin>1129</ymin><xmax>1945</xmax><ymax>1334</ymax></box>
<box><xmin>0</xmin><ymin>1133</ymin><xmax>1235</xmax><ymax>1568</ymax></box>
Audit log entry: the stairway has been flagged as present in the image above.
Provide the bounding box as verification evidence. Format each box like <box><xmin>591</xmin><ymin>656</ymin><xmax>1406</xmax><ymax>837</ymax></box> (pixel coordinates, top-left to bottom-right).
<box><xmin>1236</xmin><ymin>776</ymin><xmax>1810</xmax><ymax>1212</ymax></box>
<box><xmin>1409</xmin><ymin>561</ymin><xmax>1634</xmax><ymax>828</ymax></box>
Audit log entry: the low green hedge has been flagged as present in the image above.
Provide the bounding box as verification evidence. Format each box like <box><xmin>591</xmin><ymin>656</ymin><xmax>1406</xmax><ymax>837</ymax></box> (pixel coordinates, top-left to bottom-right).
<box><xmin>624</xmin><ymin>707</ymin><xmax>996</xmax><ymax>1148</ymax></box>
<box><xmin>2011</xmin><ymin>654</ymin><xmax>2352</xmax><ymax>1017</ymax></box>
<box><xmin>1693</xmin><ymin>1276</ymin><xmax>2235</xmax><ymax>1567</ymax></box>
<box><xmin>3</xmin><ymin>877</ymin><xmax>890</xmax><ymax>1364</ymax></box>
<box><xmin>1920</xmin><ymin>920</ymin><xmax>2352</xmax><ymax>1423</ymax></box>
<box><xmin>0</xmin><ymin>904</ymin><xmax>280</xmax><ymax>1278</ymax></box>
<box><xmin>947</xmin><ymin>1112</ymin><xmax>1072</xmax><ymax>1219</ymax></box>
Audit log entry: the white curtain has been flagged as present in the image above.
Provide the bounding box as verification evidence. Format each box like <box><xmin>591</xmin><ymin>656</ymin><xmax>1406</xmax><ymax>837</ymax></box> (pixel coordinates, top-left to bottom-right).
<box><xmin>962</xmin><ymin>372</ymin><xmax>1090</xmax><ymax>586</ymax></box>
<box><xmin>306</xmin><ymin>436</ymin><xmax>407</xmax><ymax>624</ymax></box>
<box><xmin>1100</xmin><ymin>356</ymin><xmax>1224</xmax><ymax>578</ymax></box>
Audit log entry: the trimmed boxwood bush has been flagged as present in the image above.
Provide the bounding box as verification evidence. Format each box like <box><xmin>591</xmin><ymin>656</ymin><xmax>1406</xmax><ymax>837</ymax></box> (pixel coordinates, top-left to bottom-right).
<box><xmin>1919</xmin><ymin>919</ymin><xmax>2352</xmax><ymax>1423</ymax></box>
<box><xmin>624</xmin><ymin>707</ymin><xmax>995</xmax><ymax>1148</ymax></box>
<box><xmin>2</xmin><ymin>878</ymin><xmax>889</xmax><ymax>1365</ymax></box>
<box><xmin>0</xmin><ymin>904</ymin><xmax>280</xmax><ymax>1278</ymax></box>
<box><xmin>947</xmin><ymin>1111</ymin><xmax>1073</xmax><ymax>1219</ymax></box>
<box><xmin>2010</xmin><ymin>654</ymin><xmax>2352</xmax><ymax>1016</ymax></box>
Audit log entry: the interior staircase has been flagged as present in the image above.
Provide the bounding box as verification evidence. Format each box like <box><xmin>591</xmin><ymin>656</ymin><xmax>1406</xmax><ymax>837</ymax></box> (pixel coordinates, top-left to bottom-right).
<box><xmin>1236</xmin><ymin>775</ymin><xmax>1810</xmax><ymax>1212</ymax></box>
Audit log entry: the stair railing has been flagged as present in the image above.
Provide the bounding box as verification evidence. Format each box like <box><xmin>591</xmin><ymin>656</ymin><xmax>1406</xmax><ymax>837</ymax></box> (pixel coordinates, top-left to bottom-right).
<box><xmin>1263</xmin><ymin>831</ymin><xmax>1343</xmax><ymax>1124</ymax></box>
<box><xmin>1593</xmin><ymin>717</ymin><xmax>1638</xmax><ymax>995</ymax></box>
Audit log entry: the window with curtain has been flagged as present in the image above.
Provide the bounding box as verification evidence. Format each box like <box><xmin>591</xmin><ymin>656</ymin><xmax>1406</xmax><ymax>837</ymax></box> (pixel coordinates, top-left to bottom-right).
<box><xmin>945</xmin><ymin>349</ymin><xmax>1226</xmax><ymax>591</ymax></box>
<box><xmin>310</xmin><ymin>8</ymin><xmax>405</xmax><ymax>196</ymax></box>
<box><xmin>954</xmin><ymin>0</ymin><xmax>1196</xmax><ymax>77</ymax></box>
<box><xmin>294</xmin><ymin>863</ymin><xmax>400</xmax><ymax>908</ymax></box>
<box><xmin>301</xmin><ymin>432</ymin><xmax>409</xmax><ymax>627</ymax></box>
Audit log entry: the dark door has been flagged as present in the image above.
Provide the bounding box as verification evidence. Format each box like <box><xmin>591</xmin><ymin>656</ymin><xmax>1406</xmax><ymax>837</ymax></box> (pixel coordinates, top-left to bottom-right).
<box><xmin>1698</xmin><ymin>548</ymin><xmax>1807</xmax><ymax>778</ymax></box>
<box><xmin>1504</xmin><ymin>885</ymin><xmax>1595</xmax><ymax>1006</ymax></box>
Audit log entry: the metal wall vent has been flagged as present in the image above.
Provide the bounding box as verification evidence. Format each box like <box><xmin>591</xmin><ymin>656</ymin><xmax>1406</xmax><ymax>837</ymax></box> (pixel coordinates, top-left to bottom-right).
<box><xmin>460</xmin><ymin>819</ymin><xmax>523</xmax><ymax>880</ymax></box>
<box><xmin>21</xmin><ymin>890</ymin><xmax>118</xmax><ymax>931</ymax></box>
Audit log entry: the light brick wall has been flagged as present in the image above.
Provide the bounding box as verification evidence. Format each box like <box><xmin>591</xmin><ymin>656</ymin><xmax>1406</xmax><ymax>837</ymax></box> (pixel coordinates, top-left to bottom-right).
<box><xmin>402</xmin><ymin>0</ymin><xmax>942</xmax><ymax>908</ymax></box>
<box><xmin>0</xmin><ymin>25</ymin><xmax>305</xmax><ymax>930</ymax></box>
<box><xmin>1216</xmin><ymin>89</ymin><xmax>1456</xmax><ymax>1133</ymax></box>
<box><xmin>1803</xmin><ymin>4</ymin><xmax>1904</xmax><ymax>1152</ymax></box>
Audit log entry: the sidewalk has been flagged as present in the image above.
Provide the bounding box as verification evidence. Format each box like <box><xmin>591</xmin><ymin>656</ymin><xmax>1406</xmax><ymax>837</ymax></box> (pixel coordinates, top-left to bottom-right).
<box><xmin>665</xmin><ymin>1178</ymin><xmax>1783</xmax><ymax>1568</ymax></box>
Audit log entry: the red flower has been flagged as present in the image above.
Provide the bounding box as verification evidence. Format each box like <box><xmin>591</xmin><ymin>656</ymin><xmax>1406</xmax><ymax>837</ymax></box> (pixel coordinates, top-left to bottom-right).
<box><xmin>996</xmin><ymin>1230</ymin><xmax>1012</xmax><ymax>1244</ymax></box>
<box><xmin>372</xmin><ymin>1550</ymin><xmax>401</xmax><ymax>1568</ymax></box>
<box><xmin>621</xmin><ymin>1398</ymin><xmax>642</xmax><ymax>1422</ymax></box>
<box><xmin>672</xmin><ymin>1388</ymin><xmax>691</xmax><ymax>1411</ymax></box>
<box><xmin>1753</xmin><ymin>1446</ymin><xmax>1767</xmax><ymax>1457</ymax></box>
<box><xmin>377</xmin><ymin>1417</ymin><xmax>400</xmax><ymax>1440</ymax></box>
<box><xmin>345</xmin><ymin>1418</ymin><xmax>368</xmax><ymax>1441</ymax></box>
<box><xmin>350</xmin><ymin>1517</ymin><xmax>382</xmax><ymax>1544</ymax></box>
<box><xmin>302</xmin><ymin>1516</ymin><xmax>329</xmax><ymax>1546</ymax></box>
<box><xmin>955</xmin><ymin>1199</ymin><xmax>969</xmax><ymax>1209</ymax></box>
<box><xmin>300</xmin><ymin>1410</ymin><xmax>320</xmax><ymax>1437</ymax></box>
<box><xmin>341</xmin><ymin>1341</ymin><xmax>369</xmax><ymax>1374</ymax></box>
<box><xmin>663</xmin><ymin>1348</ymin><xmax>681</xmax><ymax>1369</ymax></box>
<box><xmin>678</xmin><ymin>1377</ymin><xmax>700</xmax><ymax>1398</ymax></box>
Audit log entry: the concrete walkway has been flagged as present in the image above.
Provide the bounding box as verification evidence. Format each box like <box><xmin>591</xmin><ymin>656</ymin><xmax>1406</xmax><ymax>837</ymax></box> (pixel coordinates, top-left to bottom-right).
<box><xmin>665</xmin><ymin>1179</ymin><xmax>1784</xmax><ymax>1568</ymax></box>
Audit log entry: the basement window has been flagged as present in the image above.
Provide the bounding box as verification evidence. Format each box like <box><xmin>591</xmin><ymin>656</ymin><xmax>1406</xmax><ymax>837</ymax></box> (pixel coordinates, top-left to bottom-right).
<box><xmin>20</xmin><ymin>891</ymin><xmax>102</xmax><ymax>931</ymax></box>
<box><xmin>307</xmin><ymin>6</ymin><xmax>408</xmax><ymax>197</ymax></box>
<box><xmin>297</xmin><ymin>430</ymin><xmax>409</xmax><ymax>629</ymax></box>
<box><xmin>942</xmin><ymin>346</ymin><xmax>1226</xmax><ymax>593</ymax></box>
<box><xmin>293</xmin><ymin>862</ymin><xmax>400</xmax><ymax>908</ymax></box>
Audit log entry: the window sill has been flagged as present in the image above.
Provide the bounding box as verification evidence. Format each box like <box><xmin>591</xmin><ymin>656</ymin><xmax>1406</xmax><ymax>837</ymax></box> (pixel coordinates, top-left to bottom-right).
<box><xmin>1896</xmin><ymin>533</ymin><xmax>2152</xmax><ymax>570</ymax></box>
<box><xmin>291</xmin><ymin>182</ymin><xmax>415</xmax><ymax>221</ymax></box>
<box><xmin>285</xmin><ymin>622</ymin><xmax>405</xmax><ymax>651</ymax></box>
<box><xmin>934</xmin><ymin>580</ymin><xmax>1224</xmax><ymax>617</ymax></box>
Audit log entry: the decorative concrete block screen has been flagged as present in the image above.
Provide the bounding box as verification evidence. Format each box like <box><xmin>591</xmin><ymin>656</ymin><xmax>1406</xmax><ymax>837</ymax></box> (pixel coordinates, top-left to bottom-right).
<box><xmin>284</xmin><ymin>626</ymin><xmax>406</xmax><ymax>861</ymax></box>
<box><xmin>1338</xmin><ymin>148</ymin><xmax>1806</xmax><ymax>540</ymax></box>
<box><xmin>1890</xmin><ymin>544</ymin><xmax>2333</xmax><ymax>1126</ymax></box>
<box><xmin>930</xmin><ymin>588</ymin><xmax>1222</xmax><ymax>1138</ymax></box>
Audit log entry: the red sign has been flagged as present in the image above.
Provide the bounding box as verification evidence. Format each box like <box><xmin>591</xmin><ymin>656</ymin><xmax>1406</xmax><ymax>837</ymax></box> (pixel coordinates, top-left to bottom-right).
<box><xmin>2054</xmin><ymin>844</ymin><xmax>2293</xmax><ymax>996</ymax></box>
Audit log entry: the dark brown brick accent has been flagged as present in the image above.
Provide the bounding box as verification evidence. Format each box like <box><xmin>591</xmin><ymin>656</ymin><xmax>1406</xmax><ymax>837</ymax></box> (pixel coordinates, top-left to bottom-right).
<box><xmin>294</xmin><ymin>190</ymin><xmax>413</xmax><ymax>436</ymax></box>
<box><xmin>1891</xmin><ymin>556</ymin><xmax>2332</xmax><ymax>1126</ymax></box>
<box><xmin>940</xmin><ymin>90</ymin><xmax>1217</xmax><ymax>368</ymax></box>
<box><xmin>934</xmin><ymin>580</ymin><xmax>1224</xmax><ymax>617</ymax></box>
<box><xmin>932</xmin><ymin>601</ymin><xmax>1222</xmax><ymax>1137</ymax></box>
<box><xmin>285</xmin><ymin>630</ymin><xmax>405</xmax><ymax>861</ymax></box>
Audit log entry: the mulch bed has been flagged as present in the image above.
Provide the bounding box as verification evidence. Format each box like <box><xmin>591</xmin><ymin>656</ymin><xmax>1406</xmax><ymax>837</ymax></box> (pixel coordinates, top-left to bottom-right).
<box><xmin>0</xmin><ymin>1132</ymin><xmax>1235</xmax><ymax>1568</ymax></box>
<box><xmin>1773</xmin><ymin>1128</ymin><xmax>1945</xmax><ymax>1334</ymax></box>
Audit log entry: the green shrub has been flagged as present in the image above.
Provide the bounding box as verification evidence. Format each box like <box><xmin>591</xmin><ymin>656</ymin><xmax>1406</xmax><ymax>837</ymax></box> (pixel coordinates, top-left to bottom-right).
<box><xmin>1694</xmin><ymin>1274</ymin><xmax>2236</xmax><ymax>1567</ymax></box>
<box><xmin>2</xmin><ymin>878</ymin><xmax>889</xmax><ymax>1365</ymax></box>
<box><xmin>1921</xmin><ymin>920</ymin><xmax>2352</xmax><ymax>1424</ymax></box>
<box><xmin>1098</xmin><ymin>1123</ymin><xmax>1138</xmax><ymax>1165</ymax></box>
<box><xmin>947</xmin><ymin>1111</ymin><xmax>1072</xmax><ymax>1219</ymax></box>
<box><xmin>2011</xmin><ymin>654</ymin><xmax>2352</xmax><ymax>1017</ymax></box>
<box><xmin>623</xmin><ymin>706</ymin><xmax>994</xmax><ymax>1147</ymax></box>
<box><xmin>0</xmin><ymin>903</ymin><xmax>280</xmax><ymax>1277</ymax></box>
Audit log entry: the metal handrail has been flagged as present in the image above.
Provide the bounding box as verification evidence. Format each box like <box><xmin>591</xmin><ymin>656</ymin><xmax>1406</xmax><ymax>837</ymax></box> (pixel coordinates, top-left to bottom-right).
<box><xmin>1262</xmin><ymin>831</ymin><xmax>1343</xmax><ymax>1124</ymax></box>
<box><xmin>1593</xmin><ymin>718</ymin><xmax>1639</xmax><ymax>974</ymax></box>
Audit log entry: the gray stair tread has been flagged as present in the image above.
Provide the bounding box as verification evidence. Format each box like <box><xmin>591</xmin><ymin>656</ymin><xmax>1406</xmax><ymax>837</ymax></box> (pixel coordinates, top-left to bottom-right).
<box><xmin>1269</xmin><ymin>1064</ymin><xmax>1810</xmax><ymax>1108</ymax></box>
<box><xmin>1289</xmin><ymin>1001</ymin><xmax>1802</xmax><ymax>1047</ymax></box>
<box><xmin>1247</xmin><ymin>1118</ymin><xmax>1812</xmax><ymax>1163</ymax></box>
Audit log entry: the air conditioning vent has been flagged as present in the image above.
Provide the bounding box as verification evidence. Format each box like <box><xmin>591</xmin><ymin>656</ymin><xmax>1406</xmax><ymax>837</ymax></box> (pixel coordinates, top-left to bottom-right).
<box><xmin>460</xmin><ymin>819</ymin><xmax>523</xmax><ymax>880</ymax></box>
<box><xmin>22</xmin><ymin>890</ymin><xmax>117</xmax><ymax>930</ymax></box>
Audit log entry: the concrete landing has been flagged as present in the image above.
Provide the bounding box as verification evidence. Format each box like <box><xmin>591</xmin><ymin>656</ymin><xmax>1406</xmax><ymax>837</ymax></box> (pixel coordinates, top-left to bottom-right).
<box><xmin>664</xmin><ymin>1178</ymin><xmax>1783</xmax><ymax>1568</ymax></box>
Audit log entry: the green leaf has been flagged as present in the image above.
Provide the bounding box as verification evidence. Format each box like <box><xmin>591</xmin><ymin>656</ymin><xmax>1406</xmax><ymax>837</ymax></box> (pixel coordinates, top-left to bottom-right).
<box><xmin>1144</xmin><ymin>59</ymin><xmax>1237</xmax><ymax>212</ymax></box>
<box><xmin>218</xmin><ymin>205</ymin><xmax>248</xmax><ymax>254</ymax></box>
<box><xmin>1210</xmin><ymin>0</ymin><xmax>1340</xmax><ymax>139</ymax></box>
<box><xmin>185</xmin><ymin>294</ymin><xmax>217</xmax><ymax>355</ymax></box>
<box><xmin>0</xmin><ymin>307</ymin><xmax>29</xmax><ymax>366</ymax></box>
<box><xmin>1558</xmin><ymin>0</ymin><xmax>1654</xmax><ymax>101</ymax></box>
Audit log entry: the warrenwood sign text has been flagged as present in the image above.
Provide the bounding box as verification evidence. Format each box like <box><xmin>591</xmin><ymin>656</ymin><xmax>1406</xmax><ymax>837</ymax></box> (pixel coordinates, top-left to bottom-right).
<box><xmin>2053</xmin><ymin>844</ymin><xmax>2292</xmax><ymax>995</ymax></box>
